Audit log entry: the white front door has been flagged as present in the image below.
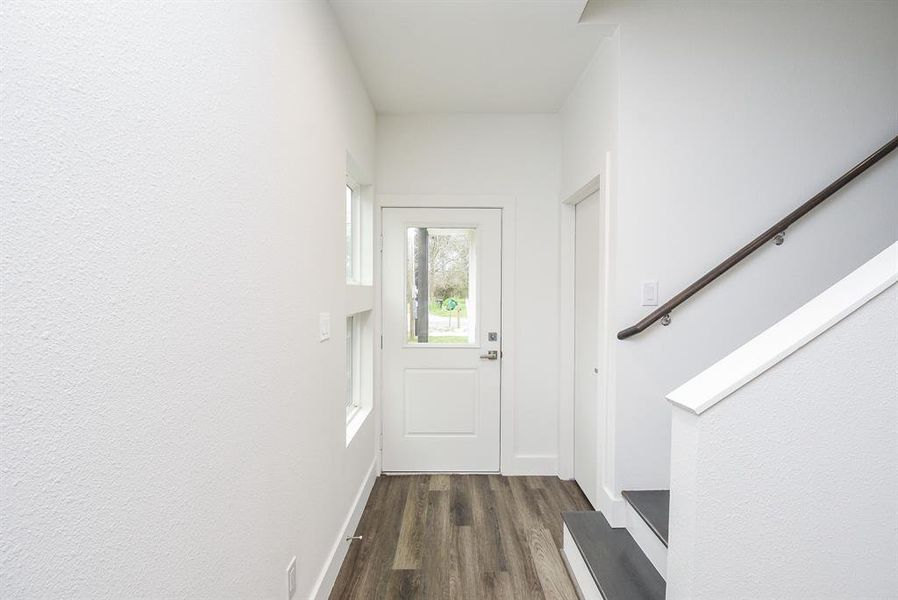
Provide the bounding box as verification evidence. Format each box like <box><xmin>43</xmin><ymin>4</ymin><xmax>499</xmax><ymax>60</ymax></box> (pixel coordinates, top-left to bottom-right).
<box><xmin>574</xmin><ymin>190</ymin><xmax>603</xmax><ymax>507</ymax></box>
<box><xmin>381</xmin><ymin>208</ymin><xmax>502</xmax><ymax>472</ymax></box>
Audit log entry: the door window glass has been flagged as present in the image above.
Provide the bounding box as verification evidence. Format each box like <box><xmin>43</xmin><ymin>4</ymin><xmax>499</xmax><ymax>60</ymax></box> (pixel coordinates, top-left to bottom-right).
<box><xmin>405</xmin><ymin>227</ymin><xmax>476</xmax><ymax>344</ymax></box>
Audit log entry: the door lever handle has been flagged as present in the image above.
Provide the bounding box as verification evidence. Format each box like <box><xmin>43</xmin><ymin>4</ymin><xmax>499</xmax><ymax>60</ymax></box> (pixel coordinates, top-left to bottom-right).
<box><xmin>480</xmin><ymin>350</ymin><xmax>499</xmax><ymax>360</ymax></box>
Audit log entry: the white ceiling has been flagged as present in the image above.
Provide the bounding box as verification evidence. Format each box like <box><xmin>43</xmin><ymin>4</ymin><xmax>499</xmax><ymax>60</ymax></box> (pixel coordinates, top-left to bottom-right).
<box><xmin>329</xmin><ymin>0</ymin><xmax>616</xmax><ymax>114</ymax></box>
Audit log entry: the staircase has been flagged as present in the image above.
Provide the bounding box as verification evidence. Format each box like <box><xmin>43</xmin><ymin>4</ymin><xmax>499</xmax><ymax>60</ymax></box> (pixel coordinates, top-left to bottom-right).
<box><xmin>562</xmin><ymin>490</ymin><xmax>669</xmax><ymax>600</ymax></box>
<box><xmin>561</xmin><ymin>137</ymin><xmax>897</xmax><ymax>598</ymax></box>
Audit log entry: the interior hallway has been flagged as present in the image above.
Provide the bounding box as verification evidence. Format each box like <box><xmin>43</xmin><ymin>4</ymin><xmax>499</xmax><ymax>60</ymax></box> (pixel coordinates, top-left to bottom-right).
<box><xmin>330</xmin><ymin>475</ymin><xmax>592</xmax><ymax>599</ymax></box>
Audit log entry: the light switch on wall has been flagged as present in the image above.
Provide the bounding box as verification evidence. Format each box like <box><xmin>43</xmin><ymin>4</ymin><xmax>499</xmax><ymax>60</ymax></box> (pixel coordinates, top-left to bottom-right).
<box><xmin>641</xmin><ymin>281</ymin><xmax>659</xmax><ymax>306</ymax></box>
<box><xmin>319</xmin><ymin>312</ymin><xmax>331</xmax><ymax>342</ymax></box>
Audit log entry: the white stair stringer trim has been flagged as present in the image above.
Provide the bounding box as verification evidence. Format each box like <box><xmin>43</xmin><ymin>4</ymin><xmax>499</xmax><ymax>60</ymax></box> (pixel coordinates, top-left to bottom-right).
<box><xmin>668</xmin><ymin>241</ymin><xmax>898</xmax><ymax>415</ymax></box>
<box><xmin>625</xmin><ymin>500</ymin><xmax>667</xmax><ymax>579</ymax></box>
<box><xmin>562</xmin><ymin>523</ymin><xmax>604</xmax><ymax>600</ymax></box>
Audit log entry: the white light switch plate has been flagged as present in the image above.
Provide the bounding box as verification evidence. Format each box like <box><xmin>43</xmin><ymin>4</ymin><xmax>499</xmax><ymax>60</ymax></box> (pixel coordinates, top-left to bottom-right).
<box><xmin>319</xmin><ymin>312</ymin><xmax>331</xmax><ymax>342</ymax></box>
<box><xmin>641</xmin><ymin>280</ymin><xmax>659</xmax><ymax>306</ymax></box>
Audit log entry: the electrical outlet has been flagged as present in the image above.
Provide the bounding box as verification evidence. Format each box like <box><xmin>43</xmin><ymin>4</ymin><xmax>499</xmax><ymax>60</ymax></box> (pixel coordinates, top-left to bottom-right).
<box><xmin>286</xmin><ymin>556</ymin><xmax>296</xmax><ymax>599</ymax></box>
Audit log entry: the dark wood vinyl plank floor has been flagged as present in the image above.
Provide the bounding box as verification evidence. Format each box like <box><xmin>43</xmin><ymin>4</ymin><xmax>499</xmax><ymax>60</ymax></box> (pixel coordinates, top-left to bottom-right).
<box><xmin>330</xmin><ymin>475</ymin><xmax>592</xmax><ymax>600</ymax></box>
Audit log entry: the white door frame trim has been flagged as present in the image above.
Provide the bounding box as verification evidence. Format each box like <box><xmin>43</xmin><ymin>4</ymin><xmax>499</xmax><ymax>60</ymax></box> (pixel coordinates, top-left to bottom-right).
<box><xmin>559</xmin><ymin>176</ymin><xmax>601</xmax><ymax>482</ymax></box>
<box><xmin>559</xmin><ymin>157</ymin><xmax>625</xmax><ymax>524</ymax></box>
<box><xmin>376</xmin><ymin>194</ymin><xmax>524</xmax><ymax>474</ymax></box>
<box><xmin>558</xmin><ymin>174</ymin><xmax>600</xmax><ymax>479</ymax></box>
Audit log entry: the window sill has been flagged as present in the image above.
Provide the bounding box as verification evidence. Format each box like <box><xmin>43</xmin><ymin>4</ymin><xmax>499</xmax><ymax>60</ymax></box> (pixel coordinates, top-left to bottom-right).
<box><xmin>346</xmin><ymin>285</ymin><xmax>374</xmax><ymax>315</ymax></box>
<box><xmin>345</xmin><ymin>404</ymin><xmax>372</xmax><ymax>447</ymax></box>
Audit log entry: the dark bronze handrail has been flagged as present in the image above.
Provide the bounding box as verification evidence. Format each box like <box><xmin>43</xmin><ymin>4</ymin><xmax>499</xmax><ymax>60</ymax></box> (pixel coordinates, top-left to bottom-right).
<box><xmin>617</xmin><ymin>133</ymin><xmax>898</xmax><ymax>340</ymax></box>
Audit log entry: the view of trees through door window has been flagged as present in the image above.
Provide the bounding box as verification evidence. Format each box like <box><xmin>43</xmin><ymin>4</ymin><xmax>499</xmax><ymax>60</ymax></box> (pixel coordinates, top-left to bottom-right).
<box><xmin>406</xmin><ymin>227</ymin><xmax>476</xmax><ymax>344</ymax></box>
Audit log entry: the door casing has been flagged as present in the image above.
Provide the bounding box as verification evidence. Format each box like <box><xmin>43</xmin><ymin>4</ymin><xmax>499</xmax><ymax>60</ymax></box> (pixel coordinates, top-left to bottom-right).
<box><xmin>558</xmin><ymin>153</ymin><xmax>625</xmax><ymax>525</ymax></box>
<box><xmin>574</xmin><ymin>189</ymin><xmax>602</xmax><ymax>507</ymax></box>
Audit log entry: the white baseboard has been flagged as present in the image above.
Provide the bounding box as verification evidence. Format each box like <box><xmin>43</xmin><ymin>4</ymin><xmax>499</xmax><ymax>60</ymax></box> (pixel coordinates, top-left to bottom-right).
<box><xmin>596</xmin><ymin>484</ymin><xmax>627</xmax><ymax>527</ymax></box>
<box><xmin>625</xmin><ymin>499</ymin><xmax>667</xmax><ymax>579</ymax></box>
<box><xmin>310</xmin><ymin>456</ymin><xmax>379</xmax><ymax>600</ymax></box>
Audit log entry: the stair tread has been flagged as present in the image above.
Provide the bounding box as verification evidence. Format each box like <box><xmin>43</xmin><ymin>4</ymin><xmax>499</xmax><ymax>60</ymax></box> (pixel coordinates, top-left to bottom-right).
<box><xmin>563</xmin><ymin>511</ymin><xmax>666</xmax><ymax>600</ymax></box>
<box><xmin>622</xmin><ymin>489</ymin><xmax>669</xmax><ymax>547</ymax></box>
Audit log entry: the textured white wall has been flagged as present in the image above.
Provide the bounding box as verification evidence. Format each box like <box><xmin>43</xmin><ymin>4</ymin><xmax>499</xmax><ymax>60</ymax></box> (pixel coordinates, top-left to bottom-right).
<box><xmin>560</xmin><ymin>31</ymin><xmax>620</xmax><ymax>202</ymax></box>
<box><xmin>667</xmin><ymin>283</ymin><xmax>898</xmax><ymax>599</ymax></box>
<box><xmin>581</xmin><ymin>0</ymin><xmax>898</xmax><ymax>491</ymax></box>
<box><xmin>0</xmin><ymin>2</ymin><xmax>376</xmax><ymax>598</ymax></box>
<box><xmin>376</xmin><ymin>114</ymin><xmax>562</xmax><ymax>473</ymax></box>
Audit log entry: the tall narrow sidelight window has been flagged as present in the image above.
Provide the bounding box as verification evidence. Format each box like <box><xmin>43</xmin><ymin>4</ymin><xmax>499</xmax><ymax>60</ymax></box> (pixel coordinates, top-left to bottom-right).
<box><xmin>343</xmin><ymin>159</ymin><xmax>373</xmax><ymax>445</ymax></box>
<box><xmin>345</xmin><ymin>185</ymin><xmax>353</xmax><ymax>280</ymax></box>
<box><xmin>345</xmin><ymin>180</ymin><xmax>361</xmax><ymax>284</ymax></box>
<box><xmin>345</xmin><ymin>315</ymin><xmax>360</xmax><ymax>421</ymax></box>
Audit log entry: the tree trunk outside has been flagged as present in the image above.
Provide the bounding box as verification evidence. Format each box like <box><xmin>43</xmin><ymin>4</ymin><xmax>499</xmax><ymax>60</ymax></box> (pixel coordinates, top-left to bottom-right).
<box><xmin>414</xmin><ymin>227</ymin><xmax>428</xmax><ymax>343</ymax></box>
